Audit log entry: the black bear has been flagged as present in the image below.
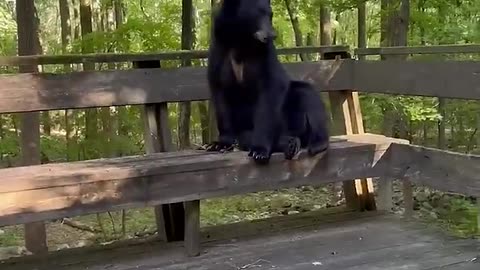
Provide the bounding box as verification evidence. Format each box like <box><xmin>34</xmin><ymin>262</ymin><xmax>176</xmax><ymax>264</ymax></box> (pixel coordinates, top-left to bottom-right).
<box><xmin>206</xmin><ymin>0</ymin><xmax>329</xmax><ymax>164</ymax></box>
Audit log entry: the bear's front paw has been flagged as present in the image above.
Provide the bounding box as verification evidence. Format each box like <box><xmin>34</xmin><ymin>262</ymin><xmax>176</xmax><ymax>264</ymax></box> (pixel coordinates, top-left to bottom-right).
<box><xmin>249</xmin><ymin>149</ymin><xmax>271</xmax><ymax>165</ymax></box>
<box><xmin>284</xmin><ymin>136</ymin><xmax>301</xmax><ymax>160</ymax></box>
<box><xmin>205</xmin><ymin>141</ymin><xmax>235</xmax><ymax>153</ymax></box>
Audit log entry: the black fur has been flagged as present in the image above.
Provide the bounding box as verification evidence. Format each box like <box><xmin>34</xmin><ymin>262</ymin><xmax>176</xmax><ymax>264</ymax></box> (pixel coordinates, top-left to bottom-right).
<box><xmin>206</xmin><ymin>0</ymin><xmax>329</xmax><ymax>164</ymax></box>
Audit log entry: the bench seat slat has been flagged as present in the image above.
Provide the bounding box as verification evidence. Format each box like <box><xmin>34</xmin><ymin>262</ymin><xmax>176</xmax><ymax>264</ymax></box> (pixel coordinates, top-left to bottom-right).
<box><xmin>0</xmin><ymin>134</ymin><xmax>406</xmax><ymax>227</ymax></box>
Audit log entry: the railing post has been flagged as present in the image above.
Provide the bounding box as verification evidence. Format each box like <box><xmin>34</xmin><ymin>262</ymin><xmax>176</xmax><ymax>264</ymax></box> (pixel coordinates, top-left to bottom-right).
<box><xmin>403</xmin><ymin>179</ymin><xmax>414</xmax><ymax>219</ymax></box>
<box><xmin>324</xmin><ymin>52</ymin><xmax>376</xmax><ymax>211</ymax></box>
<box><xmin>135</xmin><ymin>60</ymin><xmax>186</xmax><ymax>242</ymax></box>
<box><xmin>16</xmin><ymin>0</ymin><xmax>47</xmax><ymax>254</ymax></box>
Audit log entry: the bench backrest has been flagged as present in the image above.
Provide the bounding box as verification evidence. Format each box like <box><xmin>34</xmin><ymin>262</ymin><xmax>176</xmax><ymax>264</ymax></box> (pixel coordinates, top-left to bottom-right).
<box><xmin>2</xmin><ymin>45</ymin><xmax>480</xmax><ymax>115</ymax></box>
<box><xmin>0</xmin><ymin>46</ymin><xmax>350</xmax><ymax>114</ymax></box>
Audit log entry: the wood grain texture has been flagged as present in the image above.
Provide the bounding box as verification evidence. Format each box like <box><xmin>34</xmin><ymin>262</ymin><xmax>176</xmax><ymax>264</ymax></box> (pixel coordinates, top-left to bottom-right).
<box><xmin>390</xmin><ymin>143</ymin><xmax>480</xmax><ymax>197</ymax></box>
<box><xmin>0</xmin><ymin>134</ymin><xmax>403</xmax><ymax>226</ymax></box>
<box><xmin>184</xmin><ymin>200</ymin><xmax>200</xmax><ymax>256</ymax></box>
<box><xmin>355</xmin><ymin>44</ymin><xmax>480</xmax><ymax>56</ymax></box>
<box><xmin>0</xmin><ymin>60</ymin><xmax>353</xmax><ymax>114</ymax></box>
<box><xmin>352</xmin><ymin>60</ymin><xmax>480</xmax><ymax>100</ymax></box>
<box><xmin>3</xmin><ymin>212</ymin><xmax>478</xmax><ymax>270</ymax></box>
<box><xmin>2</xmin><ymin>59</ymin><xmax>480</xmax><ymax>114</ymax></box>
<box><xmin>0</xmin><ymin>46</ymin><xmax>349</xmax><ymax>66</ymax></box>
<box><xmin>138</xmin><ymin>59</ymin><xmax>180</xmax><ymax>242</ymax></box>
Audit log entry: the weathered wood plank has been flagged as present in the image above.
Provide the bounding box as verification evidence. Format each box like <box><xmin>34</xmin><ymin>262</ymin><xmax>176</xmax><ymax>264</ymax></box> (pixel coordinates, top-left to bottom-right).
<box><xmin>3</xmin><ymin>59</ymin><xmax>480</xmax><ymax>114</ymax></box>
<box><xmin>355</xmin><ymin>44</ymin><xmax>480</xmax><ymax>56</ymax></box>
<box><xmin>4</xmin><ymin>213</ymin><xmax>477</xmax><ymax>270</ymax></box>
<box><xmin>0</xmin><ymin>134</ymin><xmax>402</xmax><ymax>227</ymax></box>
<box><xmin>390</xmin><ymin>143</ymin><xmax>480</xmax><ymax>198</ymax></box>
<box><xmin>0</xmin><ymin>138</ymin><xmax>347</xmax><ymax>193</ymax></box>
<box><xmin>184</xmin><ymin>200</ymin><xmax>200</xmax><ymax>256</ymax></box>
<box><xmin>0</xmin><ymin>46</ymin><xmax>349</xmax><ymax>66</ymax></box>
<box><xmin>0</xmin><ymin>60</ymin><xmax>353</xmax><ymax>114</ymax></box>
<box><xmin>137</xmin><ymin>60</ymin><xmax>180</xmax><ymax>242</ymax></box>
<box><xmin>352</xmin><ymin>60</ymin><xmax>480</xmax><ymax>100</ymax></box>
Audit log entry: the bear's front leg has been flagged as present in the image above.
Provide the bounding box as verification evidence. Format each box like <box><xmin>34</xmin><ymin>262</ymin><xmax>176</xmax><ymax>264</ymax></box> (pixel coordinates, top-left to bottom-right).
<box><xmin>205</xmin><ymin>88</ymin><xmax>236</xmax><ymax>153</ymax></box>
<box><xmin>250</xmin><ymin>81</ymin><xmax>288</xmax><ymax>165</ymax></box>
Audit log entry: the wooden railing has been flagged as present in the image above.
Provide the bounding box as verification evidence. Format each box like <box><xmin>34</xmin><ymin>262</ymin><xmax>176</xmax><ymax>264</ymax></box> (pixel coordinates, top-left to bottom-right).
<box><xmin>1</xmin><ymin>44</ymin><xmax>480</xmax><ymax>257</ymax></box>
<box><xmin>0</xmin><ymin>45</ymin><xmax>349</xmax><ymax>65</ymax></box>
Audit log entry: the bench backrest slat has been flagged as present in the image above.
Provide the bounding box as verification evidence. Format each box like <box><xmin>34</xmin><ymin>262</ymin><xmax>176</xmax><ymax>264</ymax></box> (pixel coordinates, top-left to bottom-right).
<box><xmin>0</xmin><ymin>60</ymin><xmax>353</xmax><ymax>114</ymax></box>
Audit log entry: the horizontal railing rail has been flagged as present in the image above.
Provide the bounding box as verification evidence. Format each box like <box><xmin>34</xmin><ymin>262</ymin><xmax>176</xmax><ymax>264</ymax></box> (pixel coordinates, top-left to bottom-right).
<box><xmin>0</xmin><ymin>45</ymin><xmax>350</xmax><ymax>66</ymax></box>
<box><xmin>1</xmin><ymin>58</ymin><xmax>480</xmax><ymax>114</ymax></box>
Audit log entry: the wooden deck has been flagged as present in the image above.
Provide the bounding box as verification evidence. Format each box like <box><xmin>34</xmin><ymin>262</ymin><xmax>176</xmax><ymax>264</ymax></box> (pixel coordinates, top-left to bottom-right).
<box><xmin>3</xmin><ymin>209</ymin><xmax>478</xmax><ymax>270</ymax></box>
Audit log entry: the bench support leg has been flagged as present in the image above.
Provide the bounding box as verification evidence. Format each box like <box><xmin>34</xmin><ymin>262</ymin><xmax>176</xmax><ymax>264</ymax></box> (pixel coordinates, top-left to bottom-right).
<box><xmin>377</xmin><ymin>178</ymin><xmax>393</xmax><ymax>212</ymax></box>
<box><xmin>184</xmin><ymin>200</ymin><xmax>200</xmax><ymax>256</ymax></box>
<box><xmin>161</xmin><ymin>203</ymin><xmax>185</xmax><ymax>241</ymax></box>
<box><xmin>403</xmin><ymin>179</ymin><xmax>414</xmax><ymax>219</ymax></box>
<box><xmin>25</xmin><ymin>221</ymin><xmax>47</xmax><ymax>254</ymax></box>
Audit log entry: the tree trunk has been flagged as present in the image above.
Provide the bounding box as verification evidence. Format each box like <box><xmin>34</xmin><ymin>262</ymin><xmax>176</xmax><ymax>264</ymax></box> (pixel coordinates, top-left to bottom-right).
<box><xmin>319</xmin><ymin>5</ymin><xmax>332</xmax><ymax>46</ymax></box>
<box><xmin>60</xmin><ymin>0</ymin><xmax>73</xmax><ymax>159</ymax></box>
<box><xmin>195</xmin><ymin>1</ymin><xmax>208</xmax><ymax>144</ymax></box>
<box><xmin>60</xmin><ymin>0</ymin><xmax>72</xmax><ymax>68</ymax></box>
<box><xmin>16</xmin><ymin>0</ymin><xmax>47</xmax><ymax>254</ymax></box>
<box><xmin>33</xmin><ymin>3</ymin><xmax>50</xmax><ymax>137</ymax></box>
<box><xmin>306</xmin><ymin>32</ymin><xmax>314</xmax><ymax>61</ymax></box>
<box><xmin>99</xmin><ymin>0</ymin><xmax>116</xmax><ymax>157</ymax></box>
<box><xmin>207</xmin><ymin>0</ymin><xmax>219</xmax><ymax>143</ymax></box>
<box><xmin>72</xmin><ymin>0</ymin><xmax>81</xmax><ymax>40</ymax></box>
<box><xmin>178</xmin><ymin>0</ymin><xmax>195</xmax><ymax>149</ymax></box>
<box><xmin>357</xmin><ymin>0</ymin><xmax>366</xmax><ymax>60</ymax></box>
<box><xmin>284</xmin><ymin>0</ymin><xmax>305</xmax><ymax>61</ymax></box>
<box><xmin>0</xmin><ymin>115</ymin><xmax>4</xmax><ymax>139</ymax></box>
<box><xmin>437</xmin><ymin>98</ymin><xmax>446</xmax><ymax>149</ymax></box>
<box><xmin>114</xmin><ymin>0</ymin><xmax>124</xmax><ymax>27</ymax></box>
<box><xmin>80</xmin><ymin>0</ymin><xmax>98</xmax><ymax>149</ymax></box>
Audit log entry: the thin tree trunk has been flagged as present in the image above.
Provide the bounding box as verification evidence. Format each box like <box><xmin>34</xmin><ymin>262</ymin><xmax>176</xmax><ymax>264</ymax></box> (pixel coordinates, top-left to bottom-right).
<box><xmin>437</xmin><ymin>98</ymin><xmax>446</xmax><ymax>149</ymax></box>
<box><xmin>72</xmin><ymin>0</ymin><xmax>81</xmax><ymax>40</ymax></box>
<box><xmin>60</xmin><ymin>0</ymin><xmax>73</xmax><ymax>160</ymax></box>
<box><xmin>284</xmin><ymin>0</ymin><xmax>305</xmax><ymax>61</ymax></box>
<box><xmin>114</xmin><ymin>0</ymin><xmax>124</xmax><ymax>26</ymax></box>
<box><xmin>306</xmin><ymin>32</ymin><xmax>314</xmax><ymax>61</ymax></box>
<box><xmin>178</xmin><ymin>0</ymin><xmax>195</xmax><ymax>149</ymax></box>
<box><xmin>80</xmin><ymin>0</ymin><xmax>98</xmax><ymax>150</ymax></box>
<box><xmin>383</xmin><ymin>0</ymin><xmax>410</xmax><ymax>140</ymax></box>
<box><xmin>34</xmin><ymin>3</ymin><xmax>50</xmax><ymax>137</ymax></box>
<box><xmin>207</xmin><ymin>0</ymin><xmax>219</xmax><ymax>143</ymax></box>
<box><xmin>60</xmin><ymin>0</ymin><xmax>72</xmax><ymax>68</ymax></box>
<box><xmin>196</xmin><ymin>0</ymin><xmax>208</xmax><ymax>144</ymax></box>
<box><xmin>357</xmin><ymin>0</ymin><xmax>366</xmax><ymax>60</ymax></box>
<box><xmin>0</xmin><ymin>115</ymin><xmax>4</xmax><ymax>139</ymax></box>
<box><xmin>98</xmin><ymin>0</ymin><xmax>112</xmax><ymax>156</ymax></box>
<box><xmin>319</xmin><ymin>5</ymin><xmax>332</xmax><ymax>46</ymax></box>
<box><xmin>100</xmin><ymin>0</ymin><xmax>116</xmax><ymax>157</ymax></box>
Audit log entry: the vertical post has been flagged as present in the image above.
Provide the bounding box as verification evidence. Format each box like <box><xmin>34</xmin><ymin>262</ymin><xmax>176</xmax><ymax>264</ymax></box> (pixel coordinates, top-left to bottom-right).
<box><xmin>16</xmin><ymin>0</ymin><xmax>47</xmax><ymax>254</ymax></box>
<box><xmin>403</xmin><ymin>179</ymin><xmax>414</xmax><ymax>219</ymax></box>
<box><xmin>135</xmin><ymin>60</ymin><xmax>185</xmax><ymax>242</ymax></box>
<box><xmin>184</xmin><ymin>200</ymin><xmax>200</xmax><ymax>256</ymax></box>
<box><xmin>325</xmin><ymin>52</ymin><xmax>376</xmax><ymax>211</ymax></box>
<box><xmin>476</xmin><ymin>198</ymin><xmax>480</xmax><ymax>235</ymax></box>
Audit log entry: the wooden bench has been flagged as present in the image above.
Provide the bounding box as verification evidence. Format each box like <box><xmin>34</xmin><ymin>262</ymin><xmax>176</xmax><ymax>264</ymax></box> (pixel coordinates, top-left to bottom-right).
<box><xmin>0</xmin><ymin>45</ymin><xmax>386</xmax><ymax>256</ymax></box>
<box><xmin>0</xmin><ymin>133</ymin><xmax>406</xmax><ymax>256</ymax></box>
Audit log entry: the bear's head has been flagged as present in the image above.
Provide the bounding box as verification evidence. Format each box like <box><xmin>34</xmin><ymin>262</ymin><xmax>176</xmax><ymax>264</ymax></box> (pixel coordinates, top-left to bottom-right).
<box><xmin>214</xmin><ymin>0</ymin><xmax>276</xmax><ymax>47</ymax></box>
